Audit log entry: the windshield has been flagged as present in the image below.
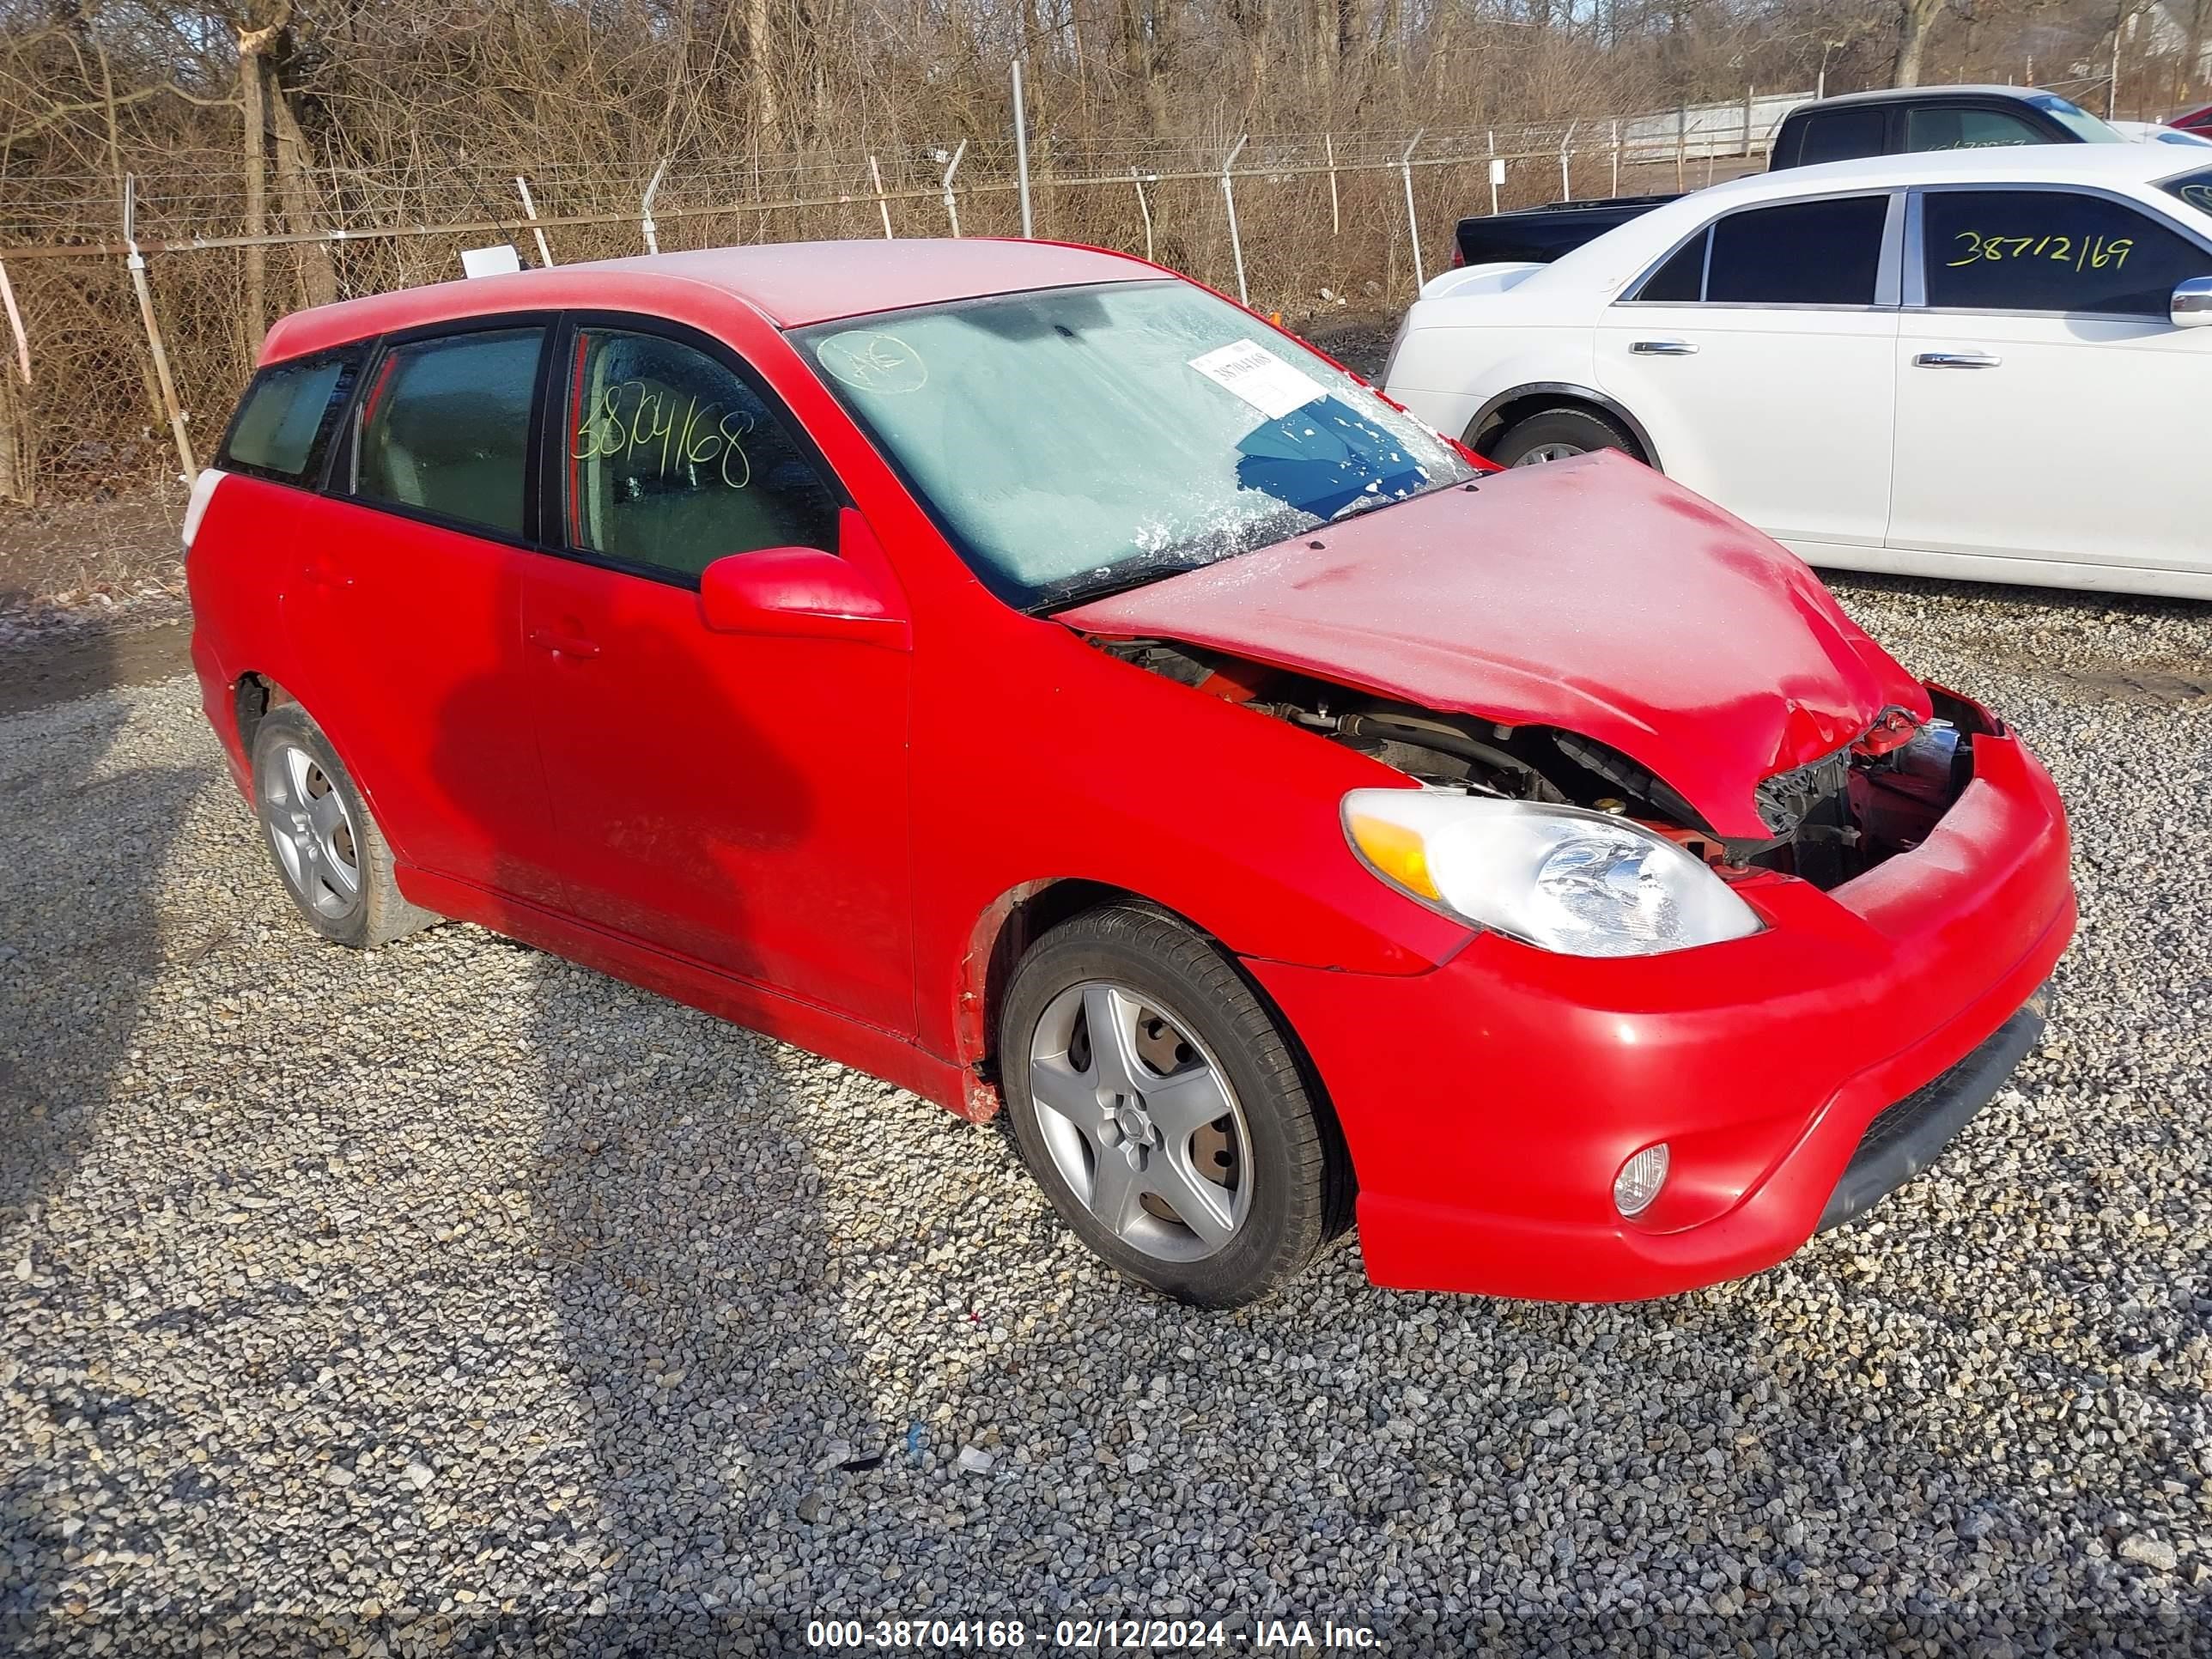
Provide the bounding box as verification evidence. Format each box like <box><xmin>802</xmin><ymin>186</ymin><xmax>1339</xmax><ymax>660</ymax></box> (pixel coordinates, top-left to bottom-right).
<box><xmin>793</xmin><ymin>280</ymin><xmax>1477</xmax><ymax>609</ymax></box>
<box><xmin>2025</xmin><ymin>93</ymin><xmax>2128</xmax><ymax>143</ymax></box>
<box><xmin>2164</xmin><ymin>165</ymin><xmax>2212</xmax><ymax>220</ymax></box>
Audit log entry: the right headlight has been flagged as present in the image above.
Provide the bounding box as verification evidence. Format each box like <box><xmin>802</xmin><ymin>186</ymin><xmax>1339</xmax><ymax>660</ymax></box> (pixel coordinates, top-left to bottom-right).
<box><xmin>1342</xmin><ymin>788</ymin><xmax>1763</xmax><ymax>958</ymax></box>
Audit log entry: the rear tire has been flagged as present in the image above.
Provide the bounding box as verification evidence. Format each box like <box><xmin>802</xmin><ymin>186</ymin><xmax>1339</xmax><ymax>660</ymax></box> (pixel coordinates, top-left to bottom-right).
<box><xmin>250</xmin><ymin>704</ymin><xmax>434</xmax><ymax>949</ymax></box>
<box><xmin>999</xmin><ymin>904</ymin><xmax>1348</xmax><ymax>1308</ymax></box>
<box><xmin>1490</xmin><ymin>404</ymin><xmax>1643</xmax><ymax>468</ymax></box>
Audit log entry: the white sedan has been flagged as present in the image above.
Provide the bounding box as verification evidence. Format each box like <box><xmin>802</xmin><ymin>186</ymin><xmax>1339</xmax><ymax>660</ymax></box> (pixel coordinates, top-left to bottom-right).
<box><xmin>1382</xmin><ymin>145</ymin><xmax>2212</xmax><ymax>599</ymax></box>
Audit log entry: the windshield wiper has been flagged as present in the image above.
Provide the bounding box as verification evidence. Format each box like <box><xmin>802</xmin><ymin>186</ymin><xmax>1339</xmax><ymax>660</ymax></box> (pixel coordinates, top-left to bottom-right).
<box><xmin>1036</xmin><ymin>558</ymin><xmax>1212</xmax><ymax>613</ymax></box>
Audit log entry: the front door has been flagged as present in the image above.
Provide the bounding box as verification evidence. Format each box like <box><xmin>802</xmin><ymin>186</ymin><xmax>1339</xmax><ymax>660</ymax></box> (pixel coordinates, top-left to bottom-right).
<box><xmin>1596</xmin><ymin>191</ymin><xmax>1901</xmax><ymax>551</ymax></box>
<box><xmin>1888</xmin><ymin>184</ymin><xmax>2212</xmax><ymax>581</ymax></box>
<box><xmin>522</xmin><ymin>320</ymin><xmax>917</xmax><ymax>1036</ymax></box>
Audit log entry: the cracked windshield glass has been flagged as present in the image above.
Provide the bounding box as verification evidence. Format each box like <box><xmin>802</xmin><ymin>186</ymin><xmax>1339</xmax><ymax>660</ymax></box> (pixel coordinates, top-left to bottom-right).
<box><xmin>797</xmin><ymin>279</ymin><xmax>1478</xmax><ymax>609</ymax></box>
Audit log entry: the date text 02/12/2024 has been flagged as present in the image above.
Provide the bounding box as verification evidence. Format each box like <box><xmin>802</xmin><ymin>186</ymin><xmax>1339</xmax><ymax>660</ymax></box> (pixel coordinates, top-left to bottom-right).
<box><xmin>804</xmin><ymin>1618</ymin><xmax>1382</xmax><ymax>1650</ymax></box>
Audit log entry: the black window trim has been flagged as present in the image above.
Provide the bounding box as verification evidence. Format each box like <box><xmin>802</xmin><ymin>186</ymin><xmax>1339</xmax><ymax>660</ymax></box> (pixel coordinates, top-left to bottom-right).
<box><xmin>331</xmin><ymin>310</ymin><xmax>561</xmax><ymax>551</ymax></box>
<box><xmin>1900</xmin><ymin>180</ymin><xmax>2212</xmax><ymax>320</ymax></box>
<box><xmin>214</xmin><ymin>343</ymin><xmax>370</xmax><ymax>489</ymax></box>
<box><xmin>1616</xmin><ymin>187</ymin><xmax>1905</xmax><ymax>310</ymax></box>
<box><xmin>533</xmin><ymin>308</ymin><xmax>854</xmax><ymax>595</ymax></box>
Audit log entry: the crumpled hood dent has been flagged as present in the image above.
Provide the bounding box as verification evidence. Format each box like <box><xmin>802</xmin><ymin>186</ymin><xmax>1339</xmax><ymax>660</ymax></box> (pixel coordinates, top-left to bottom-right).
<box><xmin>1057</xmin><ymin>452</ymin><xmax>1930</xmax><ymax>841</ymax></box>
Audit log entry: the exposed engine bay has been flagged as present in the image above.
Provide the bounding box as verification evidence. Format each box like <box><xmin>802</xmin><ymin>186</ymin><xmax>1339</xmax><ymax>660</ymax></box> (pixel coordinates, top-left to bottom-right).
<box><xmin>1098</xmin><ymin>639</ymin><xmax>1984</xmax><ymax>891</ymax></box>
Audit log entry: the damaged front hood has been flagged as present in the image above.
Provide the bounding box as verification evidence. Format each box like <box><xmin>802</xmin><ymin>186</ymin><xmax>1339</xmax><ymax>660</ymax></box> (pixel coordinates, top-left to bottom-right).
<box><xmin>1057</xmin><ymin>450</ymin><xmax>1929</xmax><ymax>840</ymax></box>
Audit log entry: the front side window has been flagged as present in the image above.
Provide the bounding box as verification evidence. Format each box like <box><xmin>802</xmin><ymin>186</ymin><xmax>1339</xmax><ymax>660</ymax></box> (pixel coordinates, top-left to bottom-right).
<box><xmin>1904</xmin><ymin>106</ymin><xmax>2044</xmax><ymax>153</ymax></box>
<box><xmin>1921</xmin><ymin>189</ymin><xmax>2212</xmax><ymax>316</ymax></box>
<box><xmin>1705</xmin><ymin>196</ymin><xmax>1890</xmax><ymax>305</ymax></box>
<box><xmin>354</xmin><ymin>328</ymin><xmax>544</xmax><ymax>537</ymax></box>
<box><xmin>222</xmin><ymin>349</ymin><xmax>362</xmax><ymax>482</ymax></box>
<box><xmin>1797</xmin><ymin>107</ymin><xmax>1887</xmax><ymax>167</ymax></box>
<box><xmin>564</xmin><ymin>328</ymin><xmax>839</xmax><ymax>580</ymax></box>
<box><xmin>1634</xmin><ymin>231</ymin><xmax>1708</xmax><ymax>301</ymax></box>
<box><xmin>793</xmin><ymin>280</ymin><xmax>1476</xmax><ymax>610</ymax></box>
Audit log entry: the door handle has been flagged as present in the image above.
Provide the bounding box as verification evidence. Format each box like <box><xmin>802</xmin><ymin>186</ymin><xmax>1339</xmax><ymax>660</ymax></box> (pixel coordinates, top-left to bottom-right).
<box><xmin>528</xmin><ymin>626</ymin><xmax>601</xmax><ymax>659</ymax></box>
<box><xmin>1630</xmin><ymin>339</ymin><xmax>1699</xmax><ymax>356</ymax></box>
<box><xmin>1913</xmin><ymin>351</ymin><xmax>2002</xmax><ymax>369</ymax></box>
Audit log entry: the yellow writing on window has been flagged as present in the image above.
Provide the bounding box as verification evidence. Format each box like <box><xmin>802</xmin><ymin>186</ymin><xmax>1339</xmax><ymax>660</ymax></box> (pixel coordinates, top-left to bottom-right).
<box><xmin>1945</xmin><ymin>230</ymin><xmax>2135</xmax><ymax>272</ymax></box>
<box><xmin>574</xmin><ymin>378</ymin><xmax>754</xmax><ymax>489</ymax></box>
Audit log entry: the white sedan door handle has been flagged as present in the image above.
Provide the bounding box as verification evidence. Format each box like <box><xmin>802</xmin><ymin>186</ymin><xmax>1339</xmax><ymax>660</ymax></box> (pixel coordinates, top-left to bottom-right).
<box><xmin>1631</xmin><ymin>339</ymin><xmax>1699</xmax><ymax>356</ymax></box>
<box><xmin>1913</xmin><ymin>351</ymin><xmax>2002</xmax><ymax>369</ymax></box>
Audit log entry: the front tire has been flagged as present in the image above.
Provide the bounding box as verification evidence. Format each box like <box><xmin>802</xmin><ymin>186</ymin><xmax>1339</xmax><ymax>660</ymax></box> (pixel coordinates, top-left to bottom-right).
<box><xmin>251</xmin><ymin>704</ymin><xmax>434</xmax><ymax>949</ymax></box>
<box><xmin>1000</xmin><ymin>905</ymin><xmax>1349</xmax><ymax>1307</ymax></box>
<box><xmin>1490</xmin><ymin>404</ymin><xmax>1642</xmax><ymax>467</ymax></box>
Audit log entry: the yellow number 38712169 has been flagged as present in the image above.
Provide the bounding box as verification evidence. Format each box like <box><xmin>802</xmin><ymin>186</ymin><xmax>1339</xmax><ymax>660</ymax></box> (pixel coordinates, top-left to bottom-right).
<box><xmin>1948</xmin><ymin>230</ymin><xmax>2136</xmax><ymax>271</ymax></box>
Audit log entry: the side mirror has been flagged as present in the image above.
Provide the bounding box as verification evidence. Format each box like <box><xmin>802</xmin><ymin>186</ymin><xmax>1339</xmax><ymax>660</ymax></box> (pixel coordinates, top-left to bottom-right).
<box><xmin>2173</xmin><ymin>275</ymin><xmax>2212</xmax><ymax>327</ymax></box>
<box><xmin>697</xmin><ymin>544</ymin><xmax>911</xmax><ymax>650</ymax></box>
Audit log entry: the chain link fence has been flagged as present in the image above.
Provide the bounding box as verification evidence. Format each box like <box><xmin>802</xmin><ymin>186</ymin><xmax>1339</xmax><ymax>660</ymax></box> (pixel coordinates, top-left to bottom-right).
<box><xmin>0</xmin><ymin>93</ymin><xmax>1809</xmax><ymax>506</ymax></box>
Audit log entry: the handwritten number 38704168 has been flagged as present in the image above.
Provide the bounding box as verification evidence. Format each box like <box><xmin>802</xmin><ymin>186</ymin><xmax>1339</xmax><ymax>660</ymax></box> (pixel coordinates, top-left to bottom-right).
<box><xmin>573</xmin><ymin>379</ymin><xmax>755</xmax><ymax>489</ymax></box>
<box><xmin>1947</xmin><ymin>230</ymin><xmax>2135</xmax><ymax>272</ymax></box>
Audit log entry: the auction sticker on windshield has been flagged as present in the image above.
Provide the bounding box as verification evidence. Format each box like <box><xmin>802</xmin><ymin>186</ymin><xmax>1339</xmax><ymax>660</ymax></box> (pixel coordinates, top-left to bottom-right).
<box><xmin>1188</xmin><ymin>339</ymin><xmax>1327</xmax><ymax>420</ymax></box>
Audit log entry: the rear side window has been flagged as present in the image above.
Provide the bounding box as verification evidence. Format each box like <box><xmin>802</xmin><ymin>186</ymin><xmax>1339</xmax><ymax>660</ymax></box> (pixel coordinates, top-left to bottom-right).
<box><xmin>1705</xmin><ymin>196</ymin><xmax>1890</xmax><ymax>305</ymax></box>
<box><xmin>1905</xmin><ymin>106</ymin><xmax>2044</xmax><ymax>152</ymax></box>
<box><xmin>221</xmin><ymin>351</ymin><xmax>361</xmax><ymax>482</ymax></box>
<box><xmin>353</xmin><ymin>328</ymin><xmax>544</xmax><ymax>538</ymax></box>
<box><xmin>564</xmin><ymin>327</ymin><xmax>840</xmax><ymax>581</ymax></box>
<box><xmin>2164</xmin><ymin>167</ymin><xmax>2212</xmax><ymax>219</ymax></box>
<box><xmin>1796</xmin><ymin>107</ymin><xmax>1887</xmax><ymax>167</ymax></box>
<box><xmin>1921</xmin><ymin>189</ymin><xmax>2212</xmax><ymax>316</ymax></box>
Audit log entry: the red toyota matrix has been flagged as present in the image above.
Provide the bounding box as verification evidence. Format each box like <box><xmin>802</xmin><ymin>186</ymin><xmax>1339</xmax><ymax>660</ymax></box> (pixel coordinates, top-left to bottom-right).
<box><xmin>185</xmin><ymin>241</ymin><xmax>2074</xmax><ymax>1307</ymax></box>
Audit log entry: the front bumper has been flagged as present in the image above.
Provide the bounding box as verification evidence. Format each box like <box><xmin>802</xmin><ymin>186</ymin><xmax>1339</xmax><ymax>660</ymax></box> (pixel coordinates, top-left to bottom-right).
<box><xmin>1246</xmin><ymin>725</ymin><xmax>2075</xmax><ymax>1302</ymax></box>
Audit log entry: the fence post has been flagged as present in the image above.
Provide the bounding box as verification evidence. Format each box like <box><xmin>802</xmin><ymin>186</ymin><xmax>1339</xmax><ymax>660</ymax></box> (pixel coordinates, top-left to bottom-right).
<box><xmin>514</xmin><ymin>176</ymin><xmax>556</xmax><ymax>266</ymax></box>
<box><xmin>1559</xmin><ymin>121</ymin><xmax>1577</xmax><ymax>203</ymax></box>
<box><xmin>1220</xmin><ymin>135</ymin><xmax>1250</xmax><ymax>306</ymax></box>
<box><xmin>1324</xmin><ymin>134</ymin><xmax>1340</xmax><ymax>236</ymax></box>
<box><xmin>1743</xmin><ymin>86</ymin><xmax>1755</xmax><ymax>158</ymax></box>
<box><xmin>1488</xmin><ymin>131</ymin><xmax>1500</xmax><ymax>216</ymax></box>
<box><xmin>641</xmin><ymin>158</ymin><xmax>669</xmax><ymax>254</ymax></box>
<box><xmin>939</xmin><ymin>140</ymin><xmax>967</xmax><ymax>237</ymax></box>
<box><xmin>1399</xmin><ymin>129</ymin><xmax>1426</xmax><ymax>291</ymax></box>
<box><xmin>1675</xmin><ymin>106</ymin><xmax>1686</xmax><ymax>191</ymax></box>
<box><xmin>869</xmin><ymin>155</ymin><xmax>894</xmax><ymax>238</ymax></box>
<box><xmin>0</xmin><ymin>260</ymin><xmax>28</xmax><ymax>385</ymax></box>
<box><xmin>120</xmin><ymin>177</ymin><xmax>194</xmax><ymax>481</ymax></box>
<box><xmin>1611</xmin><ymin>119</ymin><xmax>1620</xmax><ymax>197</ymax></box>
<box><xmin>1130</xmin><ymin>169</ymin><xmax>1155</xmax><ymax>264</ymax></box>
<box><xmin>1012</xmin><ymin>58</ymin><xmax>1034</xmax><ymax>238</ymax></box>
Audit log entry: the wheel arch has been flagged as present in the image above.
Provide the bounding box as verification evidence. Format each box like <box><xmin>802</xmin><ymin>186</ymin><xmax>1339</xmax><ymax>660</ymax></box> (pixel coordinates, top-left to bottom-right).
<box><xmin>1466</xmin><ymin>381</ymin><xmax>1660</xmax><ymax>470</ymax></box>
<box><xmin>951</xmin><ymin>879</ymin><xmax>1352</xmax><ymax>1187</ymax></box>
<box><xmin>228</xmin><ymin>675</ymin><xmax>397</xmax><ymax>839</ymax></box>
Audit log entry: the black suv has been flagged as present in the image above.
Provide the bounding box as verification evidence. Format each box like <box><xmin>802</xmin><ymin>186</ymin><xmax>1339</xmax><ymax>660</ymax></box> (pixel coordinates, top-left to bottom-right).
<box><xmin>1451</xmin><ymin>86</ymin><xmax>2129</xmax><ymax>269</ymax></box>
<box><xmin>1768</xmin><ymin>85</ymin><xmax>2127</xmax><ymax>169</ymax></box>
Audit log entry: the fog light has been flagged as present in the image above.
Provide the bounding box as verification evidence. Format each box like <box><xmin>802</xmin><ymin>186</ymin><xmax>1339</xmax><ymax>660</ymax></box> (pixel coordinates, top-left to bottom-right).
<box><xmin>1613</xmin><ymin>1144</ymin><xmax>1670</xmax><ymax>1218</ymax></box>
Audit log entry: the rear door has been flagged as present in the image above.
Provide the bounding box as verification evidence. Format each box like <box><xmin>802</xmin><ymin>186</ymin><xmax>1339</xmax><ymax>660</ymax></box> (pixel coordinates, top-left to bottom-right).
<box><xmin>1888</xmin><ymin>184</ymin><xmax>2212</xmax><ymax>580</ymax></box>
<box><xmin>520</xmin><ymin>316</ymin><xmax>916</xmax><ymax>1034</ymax></box>
<box><xmin>1595</xmin><ymin>191</ymin><xmax>1902</xmax><ymax>550</ymax></box>
<box><xmin>282</xmin><ymin>319</ymin><xmax>562</xmax><ymax>902</ymax></box>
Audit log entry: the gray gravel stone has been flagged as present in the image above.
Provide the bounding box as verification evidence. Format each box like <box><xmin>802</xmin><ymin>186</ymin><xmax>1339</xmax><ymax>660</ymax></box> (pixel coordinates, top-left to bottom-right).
<box><xmin>2</xmin><ymin>575</ymin><xmax>2209</xmax><ymax>1656</ymax></box>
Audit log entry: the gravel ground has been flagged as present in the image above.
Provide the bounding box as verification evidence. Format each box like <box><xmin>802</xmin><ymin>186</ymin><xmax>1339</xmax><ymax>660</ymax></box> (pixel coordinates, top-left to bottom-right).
<box><xmin>1</xmin><ymin>577</ymin><xmax>2208</xmax><ymax>1656</ymax></box>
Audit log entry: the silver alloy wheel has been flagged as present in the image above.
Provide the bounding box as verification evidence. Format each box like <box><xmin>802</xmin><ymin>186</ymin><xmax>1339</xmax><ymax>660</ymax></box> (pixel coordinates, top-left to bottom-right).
<box><xmin>1514</xmin><ymin>441</ymin><xmax>1585</xmax><ymax>465</ymax></box>
<box><xmin>1025</xmin><ymin>981</ymin><xmax>1254</xmax><ymax>1262</ymax></box>
<box><xmin>259</xmin><ymin>741</ymin><xmax>362</xmax><ymax>920</ymax></box>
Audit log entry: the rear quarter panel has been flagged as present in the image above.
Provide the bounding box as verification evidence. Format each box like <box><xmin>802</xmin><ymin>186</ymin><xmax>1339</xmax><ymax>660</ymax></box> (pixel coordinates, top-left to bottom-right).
<box><xmin>185</xmin><ymin>472</ymin><xmax>307</xmax><ymax>769</ymax></box>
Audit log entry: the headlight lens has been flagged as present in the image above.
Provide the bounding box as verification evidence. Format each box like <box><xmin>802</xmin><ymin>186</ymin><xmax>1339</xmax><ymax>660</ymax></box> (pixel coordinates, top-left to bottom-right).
<box><xmin>1342</xmin><ymin>788</ymin><xmax>1762</xmax><ymax>957</ymax></box>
